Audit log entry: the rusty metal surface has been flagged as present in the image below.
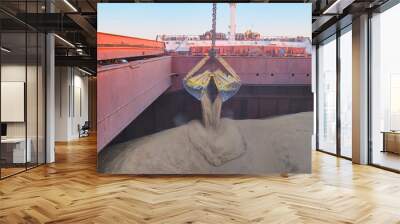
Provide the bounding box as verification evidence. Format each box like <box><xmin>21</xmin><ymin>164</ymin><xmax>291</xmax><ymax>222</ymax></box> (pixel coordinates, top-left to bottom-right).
<box><xmin>97</xmin><ymin>55</ymin><xmax>311</xmax><ymax>151</ymax></box>
<box><xmin>97</xmin><ymin>56</ymin><xmax>172</xmax><ymax>151</ymax></box>
<box><xmin>171</xmin><ymin>56</ymin><xmax>311</xmax><ymax>91</ymax></box>
<box><xmin>97</xmin><ymin>32</ymin><xmax>165</xmax><ymax>60</ymax></box>
<box><xmin>187</xmin><ymin>45</ymin><xmax>308</xmax><ymax>57</ymax></box>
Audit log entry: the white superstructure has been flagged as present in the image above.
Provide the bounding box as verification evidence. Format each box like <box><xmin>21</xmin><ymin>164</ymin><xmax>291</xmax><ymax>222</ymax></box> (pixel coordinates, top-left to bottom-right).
<box><xmin>163</xmin><ymin>39</ymin><xmax>312</xmax><ymax>54</ymax></box>
<box><xmin>229</xmin><ymin>3</ymin><xmax>237</xmax><ymax>42</ymax></box>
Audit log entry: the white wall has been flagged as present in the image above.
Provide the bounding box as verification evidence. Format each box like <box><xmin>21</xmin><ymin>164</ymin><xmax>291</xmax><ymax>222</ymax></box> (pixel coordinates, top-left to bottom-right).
<box><xmin>70</xmin><ymin>72</ymin><xmax>89</xmax><ymax>139</ymax></box>
<box><xmin>55</xmin><ymin>66</ymin><xmax>69</xmax><ymax>141</ymax></box>
<box><xmin>55</xmin><ymin>67</ymin><xmax>89</xmax><ymax>141</ymax></box>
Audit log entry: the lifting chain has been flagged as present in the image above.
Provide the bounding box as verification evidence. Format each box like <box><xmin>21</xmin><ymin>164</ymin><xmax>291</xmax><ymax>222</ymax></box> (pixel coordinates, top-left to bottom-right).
<box><xmin>210</xmin><ymin>3</ymin><xmax>217</xmax><ymax>57</ymax></box>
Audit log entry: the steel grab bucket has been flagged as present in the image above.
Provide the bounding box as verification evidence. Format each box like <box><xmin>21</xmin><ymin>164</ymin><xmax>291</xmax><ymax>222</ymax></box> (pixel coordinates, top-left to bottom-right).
<box><xmin>182</xmin><ymin>56</ymin><xmax>241</xmax><ymax>102</ymax></box>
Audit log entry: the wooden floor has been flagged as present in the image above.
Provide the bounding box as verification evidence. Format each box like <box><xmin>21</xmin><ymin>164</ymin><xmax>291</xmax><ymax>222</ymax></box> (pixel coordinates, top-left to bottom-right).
<box><xmin>1</xmin><ymin>135</ymin><xmax>400</xmax><ymax>224</ymax></box>
<box><xmin>373</xmin><ymin>150</ymin><xmax>400</xmax><ymax>171</ymax></box>
<box><xmin>1</xmin><ymin>167</ymin><xmax>26</xmax><ymax>178</ymax></box>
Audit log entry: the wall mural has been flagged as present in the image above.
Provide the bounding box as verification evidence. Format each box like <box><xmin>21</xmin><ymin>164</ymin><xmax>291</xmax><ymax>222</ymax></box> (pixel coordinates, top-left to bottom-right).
<box><xmin>97</xmin><ymin>3</ymin><xmax>313</xmax><ymax>174</ymax></box>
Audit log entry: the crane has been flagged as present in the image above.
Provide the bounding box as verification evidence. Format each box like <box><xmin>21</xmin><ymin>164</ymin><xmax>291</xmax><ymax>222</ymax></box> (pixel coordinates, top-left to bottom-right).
<box><xmin>182</xmin><ymin>3</ymin><xmax>241</xmax><ymax>129</ymax></box>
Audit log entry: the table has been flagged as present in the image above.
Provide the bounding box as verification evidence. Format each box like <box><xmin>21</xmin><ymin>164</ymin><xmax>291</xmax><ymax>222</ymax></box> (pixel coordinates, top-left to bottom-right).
<box><xmin>1</xmin><ymin>138</ymin><xmax>31</xmax><ymax>163</ymax></box>
<box><xmin>382</xmin><ymin>131</ymin><xmax>400</xmax><ymax>154</ymax></box>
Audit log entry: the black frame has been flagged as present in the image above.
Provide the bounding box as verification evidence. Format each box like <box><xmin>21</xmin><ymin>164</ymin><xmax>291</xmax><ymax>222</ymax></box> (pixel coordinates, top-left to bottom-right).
<box><xmin>0</xmin><ymin>0</ymin><xmax>47</xmax><ymax>180</ymax></box>
<box><xmin>367</xmin><ymin>1</ymin><xmax>400</xmax><ymax>173</ymax></box>
<box><xmin>338</xmin><ymin>24</ymin><xmax>353</xmax><ymax>160</ymax></box>
<box><xmin>315</xmin><ymin>24</ymin><xmax>353</xmax><ymax>161</ymax></box>
<box><xmin>316</xmin><ymin>32</ymin><xmax>340</xmax><ymax>156</ymax></box>
<box><xmin>315</xmin><ymin>0</ymin><xmax>400</xmax><ymax>173</ymax></box>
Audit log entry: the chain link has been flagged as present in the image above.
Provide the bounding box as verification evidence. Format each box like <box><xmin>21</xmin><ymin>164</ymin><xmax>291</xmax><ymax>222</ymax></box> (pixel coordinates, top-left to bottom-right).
<box><xmin>211</xmin><ymin>3</ymin><xmax>217</xmax><ymax>56</ymax></box>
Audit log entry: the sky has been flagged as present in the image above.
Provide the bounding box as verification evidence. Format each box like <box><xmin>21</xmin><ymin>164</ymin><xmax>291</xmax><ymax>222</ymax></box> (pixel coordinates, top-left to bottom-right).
<box><xmin>98</xmin><ymin>3</ymin><xmax>311</xmax><ymax>40</ymax></box>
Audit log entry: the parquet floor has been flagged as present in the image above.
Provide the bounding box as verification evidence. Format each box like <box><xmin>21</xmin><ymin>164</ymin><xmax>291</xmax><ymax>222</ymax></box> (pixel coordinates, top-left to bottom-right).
<box><xmin>1</xmin><ymin>167</ymin><xmax>26</xmax><ymax>178</ymax></box>
<box><xmin>1</xmin><ymin>134</ymin><xmax>400</xmax><ymax>223</ymax></box>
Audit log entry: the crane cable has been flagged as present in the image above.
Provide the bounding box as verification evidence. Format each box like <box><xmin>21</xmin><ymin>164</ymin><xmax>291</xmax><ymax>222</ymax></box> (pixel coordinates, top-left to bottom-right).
<box><xmin>182</xmin><ymin>3</ymin><xmax>241</xmax><ymax>103</ymax></box>
<box><xmin>210</xmin><ymin>3</ymin><xmax>217</xmax><ymax>57</ymax></box>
